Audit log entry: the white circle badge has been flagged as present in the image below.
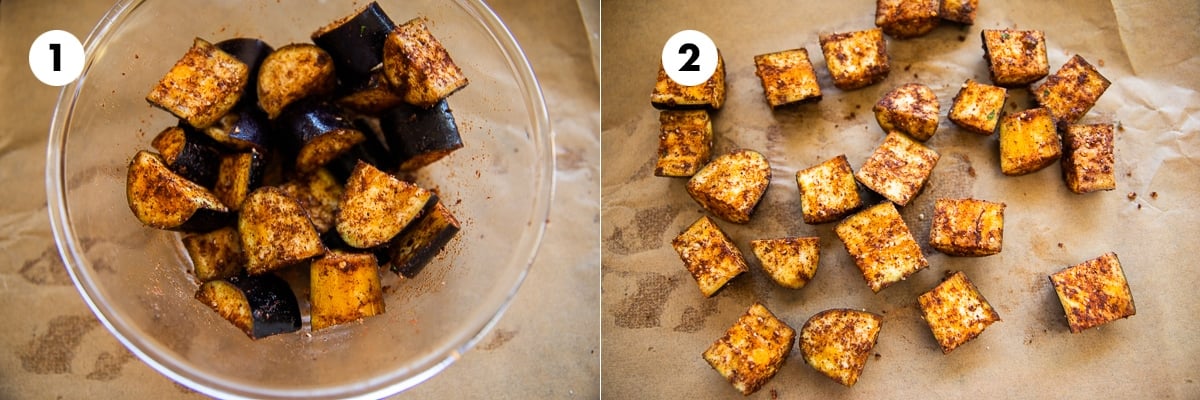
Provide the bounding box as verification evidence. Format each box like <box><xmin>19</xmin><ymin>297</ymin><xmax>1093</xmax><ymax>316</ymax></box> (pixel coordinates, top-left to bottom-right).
<box><xmin>661</xmin><ymin>30</ymin><xmax>718</xmax><ymax>87</ymax></box>
<box><xmin>30</xmin><ymin>30</ymin><xmax>85</xmax><ymax>87</ymax></box>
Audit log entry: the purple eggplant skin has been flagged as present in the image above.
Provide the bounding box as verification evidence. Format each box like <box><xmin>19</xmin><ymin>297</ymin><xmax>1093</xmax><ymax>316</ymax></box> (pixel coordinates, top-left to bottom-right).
<box><xmin>228</xmin><ymin>274</ymin><xmax>301</xmax><ymax>339</ymax></box>
<box><xmin>152</xmin><ymin>126</ymin><xmax>223</xmax><ymax>188</ymax></box>
<box><xmin>275</xmin><ymin>99</ymin><xmax>367</xmax><ymax>174</ymax></box>
<box><xmin>311</xmin><ymin>1</ymin><xmax>396</xmax><ymax>85</ymax></box>
<box><xmin>380</xmin><ymin>99</ymin><xmax>464</xmax><ymax>171</ymax></box>
<box><xmin>326</xmin><ymin>117</ymin><xmax>398</xmax><ymax>181</ymax></box>
<box><xmin>202</xmin><ymin>104</ymin><xmax>273</xmax><ymax>152</ymax></box>
<box><xmin>216</xmin><ymin>38</ymin><xmax>274</xmax><ymax>106</ymax></box>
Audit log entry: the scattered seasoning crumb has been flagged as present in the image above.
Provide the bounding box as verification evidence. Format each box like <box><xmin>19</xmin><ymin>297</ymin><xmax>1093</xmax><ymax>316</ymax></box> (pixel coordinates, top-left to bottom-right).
<box><xmin>855</xmin><ymin>104</ymin><xmax>861</xmax><ymax>110</ymax></box>
<box><xmin>1127</xmin><ymin>192</ymin><xmax>1137</xmax><ymax>200</ymax></box>
<box><xmin>1057</xmin><ymin>242</ymin><xmax>1064</xmax><ymax>249</ymax></box>
<box><xmin>1117</xmin><ymin>120</ymin><xmax>1125</xmax><ymax>131</ymax></box>
<box><xmin>874</xmin><ymin>353</ymin><xmax>882</xmax><ymax>360</ymax></box>
<box><xmin>1137</xmin><ymin>204</ymin><xmax>1142</xmax><ymax>210</ymax></box>
<box><xmin>904</xmin><ymin>64</ymin><xmax>912</xmax><ymax>72</ymax></box>
<box><xmin>134</xmin><ymin>54</ymin><xmax>139</xmax><ymax>59</ymax></box>
<box><xmin>918</xmin><ymin>213</ymin><xmax>926</xmax><ymax>221</ymax></box>
<box><xmin>1151</xmin><ymin>191</ymin><xmax>1158</xmax><ymax>199</ymax></box>
<box><xmin>1098</xmin><ymin>58</ymin><xmax>1105</xmax><ymax>67</ymax></box>
<box><xmin>966</xmin><ymin>165</ymin><xmax>977</xmax><ymax>177</ymax></box>
<box><xmin>845</xmin><ymin>112</ymin><xmax>856</xmax><ymax>121</ymax></box>
<box><xmin>771</xmin><ymin>389</ymin><xmax>779</xmax><ymax>400</ymax></box>
<box><xmin>1125</xmin><ymin>171</ymin><xmax>1132</xmax><ymax>177</ymax></box>
<box><xmin>913</xmin><ymin>73</ymin><xmax>920</xmax><ymax>79</ymax></box>
<box><xmin>957</xmin><ymin>35</ymin><xmax>966</xmax><ymax>41</ymax></box>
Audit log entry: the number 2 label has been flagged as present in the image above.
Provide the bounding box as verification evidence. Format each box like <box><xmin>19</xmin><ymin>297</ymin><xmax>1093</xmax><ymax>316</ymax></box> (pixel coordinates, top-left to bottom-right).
<box><xmin>661</xmin><ymin>30</ymin><xmax>718</xmax><ymax>87</ymax></box>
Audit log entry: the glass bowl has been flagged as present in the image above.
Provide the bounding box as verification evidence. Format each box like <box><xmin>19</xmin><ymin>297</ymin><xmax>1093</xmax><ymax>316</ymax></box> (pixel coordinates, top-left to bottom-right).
<box><xmin>45</xmin><ymin>0</ymin><xmax>553</xmax><ymax>398</ymax></box>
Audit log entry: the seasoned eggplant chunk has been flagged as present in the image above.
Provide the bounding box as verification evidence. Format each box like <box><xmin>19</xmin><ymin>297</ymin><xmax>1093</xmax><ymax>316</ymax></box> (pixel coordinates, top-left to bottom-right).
<box><xmin>819</xmin><ymin>28</ymin><xmax>890</xmax><ymax>90</ymax></box>
<box><xmin>239</xmin><ymin>187</ymin><xmax>325</xmax><ymax>275</ymax></box>
<box><xmin>201</xmin><ymin>105</ymin><xmax>273</xmax><ymax>152</ymax></box>
<box><xmin>703</xmin><ymin>302</ymin><xmax>795</xmax><ymax>395</ymax></box>
<box><xmin>875</xmin><ymin>0</ymin><xmax>940</xmax><ymax>39</ymax></box>
<box><xmin>655</xmin><ymin>109</ymin><xmax>712</xmax><ymax>177</ymax></box>
<box><xmin>275</xmin><ymin>99</ymin><xmax>367</xmax><ymax>174</ymax></box>
<box><xmin>671</xmin><ymin>215</ymin><xmax>749</xmax><ymax>297</ymax></box>
<box><xmin>278</xmin><ymin>168</ymin><xmax>344</xmax><ymax>233</ymax></box>
<box><xmin>800</xmin><ymin>309</ymin><xmax>883</xmax><ymax>387</ymax></box>
<box><xmin>836</xmin><ymin>201</ymin><xmax>929</xmax><ymax>293</ymax></box>
<box><xmin>1050</xmin><ymin>252</ymin><xmax>1136</xmax><ymax>333</ymax></box>
<box><xmin>874</xmin><ymin>83</ymin><xmax>940</xmax><ymax>141</ymax></box>
<box><xmin>215</xmin><ymin>38</ymin><xmax>274</xmax><ymax>105</ymax></box>
<box><xmin>127</xmin><ymin>150</ymin><xmax>232</xmax><ymax>232</ymax></box>
<box><xmin>312</xmin><ymin>1</ymin><xmax>396</xmax><ymax>84</ymax></box>
<box><xmin>146</xmin><ymin>38</ymin><xmax>249</xmax><ymax>129</ymax></box>
<box><xmin>981</xmin><ymin>29</ymin><xmax>1049</xmax><ymax>87</ymax></box>
<box><xmin>383</xmin><ymin>17</ymin><xmax>469</xmax><ymax>108</ymax></box>
<box><xmin>337</xmin><ymin>161</ymin><xmax>436</xmax><ymax>248</ymax></box>
<box><xmin>918</xmin><ymin>270</ymin><xmax>1001</xmax><ymax>353</ymax></box>
<box><xmin>182</xmin><ymin>226</ymin><xmax>245</xmax><ymax>282</ymax></box>
<box><xmin>1033</xmin><ymin>54</ymin><xmax>1111</xmax><ymax>126</ymax></box>
<box><xmin>257</xmin><ymin>43</ymin><xmax>337</xmax><ymax>118</ymax></box>
<box><xmin>337</xmin><ymin>70</ymin><xmax>407</xmax><ymax>114</ymax></box>
<box><xmin>651</xmin><ymin>52</ymin><xmax>727</xmax><ymax>110</ymax></box>
<box><xmin>310</xmin><ymin>250</ymin><xmax>386</xmax><ymax>331</ymax></box>
<box><xmin>1062</xmin><ymin>123</ymin><xmax>1116</xmax><ymax>194</ymax></box>
<box><xmin>686</xmin><ymin>149</ymin><xmax>771</xmax><ymax>224</ymax></box>
<box><xmin>196</xmin><ymin>274</ymin><xmax>302</xmax><ymax>339</ymax></box>
<box><xmin>380</xmin><ymin>99</ymin><xmax>464</xmax><ymax>171</ymax></box>
<box><xmin>151</xmin><ymin>126</ymin><xmax>222</xmax><ymax>188</ymax></box>
<box><xmin>327</xmin><ymin>118</ymin><xmax>398</xmax><ymax>181</ymax></box>
<box><xmin>753</xmin><ymin>48</ymin><xmax>822</xmax><ymax>108</ymax></box>
<box><xmin>387</xmin><ymin>201</ymin><xmax>460</xmax><ymax>277</ymax></box>
<box><xmin>213</xmin><ymin>149</ymin><xmax>265</xmax><ymax>211</ymax></box>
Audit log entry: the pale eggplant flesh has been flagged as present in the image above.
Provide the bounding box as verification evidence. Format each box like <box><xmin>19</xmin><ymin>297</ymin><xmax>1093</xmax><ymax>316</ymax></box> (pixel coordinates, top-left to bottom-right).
<box><xmin>126</xmin><ymin>150</ymin><xmax>232</xmax><ymax>232</ymax></box>
<box><xmin>195</xmin><ymin>274</ymin><xmax>301</xmax><ymax>339</ymax></box>
<box><xmin>216</xmin><ymin>38</ymin><xmax>274</xmax><ymax>107</ymax></box>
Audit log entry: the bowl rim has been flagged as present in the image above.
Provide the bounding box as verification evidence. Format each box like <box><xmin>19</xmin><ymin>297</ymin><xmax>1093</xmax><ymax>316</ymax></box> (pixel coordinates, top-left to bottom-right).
<box><xmin>44</xmin><ymin>0</ymin><xmax>554</xmax><ymax>398</ymax></box>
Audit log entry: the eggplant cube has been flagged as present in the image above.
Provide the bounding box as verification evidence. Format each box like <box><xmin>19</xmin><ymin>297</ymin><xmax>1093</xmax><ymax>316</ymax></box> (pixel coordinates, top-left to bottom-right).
<box><xmin>855</xmin><ymin>132</ymin><xmax>940</xmax><ymax>206</ymax></box>
<box><xmin>380</xmin><ymin>100</ymin><xmax>464</xmax><ymax>171</ymax></box>
<box><xmin>982</xmin><ymin>29</ymin><xmax>1049</xmax><ymax>87</ymax></box>
<box><xmin>151</xmin><ymin>126</ymin><xmax>222</xmax><ymax>188</ymax></box>
<box><xmin>336</xmin><ymin>161</ymin><xmax>436</xmax><ymax>249</ymax></box>
<box><xmin>875</xmin><ymin>0</ymin><xmax>941</xmax><ymax>39</ymax></box>
<box><xmin>1050</xmin><ymin>252</ymin><xmax>1136</xmax><ymax>333</ymax></box>
<box><xmin>383</xmin><ymin>17</ymin><xmax>469</xmax><ymax>108</ymax></box>
<box><xmin>213</xmin><ymin>149</ymin><xmax>265</xmax><ymax>211</ymax></box>
<box><xmin>835</xmin><ymin>202</ymin><xmax>928</xmax><ymax>293</ymax></box>
<box><xmin>999</xmin><ymin>108</ymin><xmax>1061</xmax><ymax>176</ymax></box>
<box><xmin>238</xmin><ymin>187</ymin><xmax>325</xmax><ymax>275</ymax></box>
<box><xmin>799</xmin><ymin>309</ymin><xmax>883</xmax><ymax>387</ymax></box>
<box><xmin>196</xmin><ymin>274</ymin><xmax>301</xmax><ymax>339</ymax></box>
<box><xmin>940</xmin><ymin>0</ymin><xmax>979</xmax><ymax>24</ymax></box>
<box><xmin>671</xmin><ymin>215</ymin><xmax>749</xmax><ymax>298</ymax></box>
<box><xmin>278</xmin><ymin>168</ymin><xmax>344</xmax><ymax>233</ymax></box>
<box><xmin>874</xmin><ymin>83</ymin><xmax>940</xmax><ymax>141</ymax></box>
<box><xmin>949</xmin><ymin>79</ymin><xmax>1008</xmax><ymax>135</ymax></box>
<box><xmin>310</xmin><ymin>250</ymin><xmax>386</xmax><ymax>331</ymax></box>
<box><xmin>183</xmin><ymin>226</ymin><xmax>245</xmax><ymax>282</ymax></box>
<box><xmin>819</xmin><ymin>28</ymin><xmax>890</xmax><ymax>90</ymax></box>
<box><xmin>1033</xmin><ymin>55</ymin><xmax>1111</xmax><ymax>125</ymax></box>
<box><xmin>702</xmin><ymin>303</ymin><xmax>795</xmax><ymax>396</ymax></box>
<box><xmin>388</xmin><ymin>201</ymin><xmax>461</xmax><ymax>278</ymax></box>
<box><xmin>277</xmin><ymin>100</ymin><xmax>368</xmax><ymax>174</ymax></box>
<box><xmin>686</xmin><ymin>149</ymin><xmax>771</xmax><ymax>224</ymax></box>
<box><xmin>929</xmin><ymin>198</ymin><xmax>1006</xmax><ymax>256</ymax></box>
<box><xmin>651</xmin><ymin>51</ymin><xmax>726</xmax><ymax>110</ymax></box>
<box><xmin>917</xmin><ymin>271</ymin><xmax>1001</xmax><ymax>353</ymax></box>
<box><xmin>753</xmin><ymin>48</ymin><xmax>823</xmax><ymax>108</ymax></box>
<box><xmin>215</xmin><ymin>38</ymin><xmax>274</xmax><ymax>106</ymax></box>
<box><xmin>338</xmin><ymin>70</ymin><xmax>407</xmax><ymax>114</ymax></box>
<box><xmin>795</xmin><ymin>154</ymin><xmax>862</xmax><ymax>224</ymax></box>
<box><xmin>146</xmin><ymin>38</ymin><xmax>249</xmax><ymax>129</ymax></box>
<box><xmin>202</xmin><ymin>106</ymin><xmax>273</xmax><ymax>152</ymax></box>
<box><xmin>750</xmin><ymin>237</ymin><xmax>819</xmax><ymax>289</ymax></box>
<box><xmin>1062</xmin><ymin>123</ymin><xmax>1116</xmax><ymax>194</ymax></box>
<box><xmin>126</xmin><ymin>150</ymin><xmax>232</xmax><ymax>232</ymax></box>
<box><xmin>311</xmin><ymin>1</ymin><xmax>396</xmax><ymax>83</ymax></box>
<box><xmin>655</xmin><ymin>109</ymin><xmax>712</xmax><ymax>177</ymax></box>
<box><xmin>257</xmin><ymin>43</ymin><xmax>338</xmax><ymax>119</ymax></box>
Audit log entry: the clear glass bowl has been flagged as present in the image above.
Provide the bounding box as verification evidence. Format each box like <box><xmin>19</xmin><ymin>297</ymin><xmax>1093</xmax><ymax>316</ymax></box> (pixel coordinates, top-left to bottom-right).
<box><xmin>45</xmin><ymin>0</ymin><xmax>552</xmax><ymax>398</ymax></box>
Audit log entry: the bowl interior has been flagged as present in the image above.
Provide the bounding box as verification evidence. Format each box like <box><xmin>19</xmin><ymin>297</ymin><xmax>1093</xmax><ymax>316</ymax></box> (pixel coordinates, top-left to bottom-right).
<box><xmin>46</xmin><ymin>0</ymin><xmax>552</xmax><ymax>398</ymax></box>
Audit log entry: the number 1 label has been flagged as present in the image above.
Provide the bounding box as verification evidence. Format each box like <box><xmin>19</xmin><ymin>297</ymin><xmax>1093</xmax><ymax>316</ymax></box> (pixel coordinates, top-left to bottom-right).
<box><xmin>30</xmin><ymin>30</ymin><xmax>84</xmax><ymax>86</ymax></box>
<box><xmin>661</xmin><ymin>30</ymin><xmax>718</xmax><ymax>87</ymax></box>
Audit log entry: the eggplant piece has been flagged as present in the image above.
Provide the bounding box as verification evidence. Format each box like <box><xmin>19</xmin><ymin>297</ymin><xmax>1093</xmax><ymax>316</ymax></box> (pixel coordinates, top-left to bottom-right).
<box><xmin>215</xmin><ymin>38</ymin><xmax>274</xmax><ymax>106</ymax></box>
<box><xmin>383</xmin><ymin>17</ymin><xmax>469</xmax><ymax>108</ymax></box>
<box><xmin>257</xmin><ymin>43</ymin><xmax>337</xmax><ymax>119</ymax></box>
<box><xmin>202</xmin><ymin>102</ymin><xmax>273</xmax><ymax>152</ymax></box>
<box><xmin>147</xmin><ymin>38</ymin><xmax>250</xmax><ymax>128</ymax></box>
<box><xmin>239</xmin><ymin>186</ymin><xmax>325</xmax><ymax>275</ymax></box>
<box><xmin>276</xmin><ymin>99</ymin><xmax>367</xmax><ymax>175</ymax></box>
<box><xmin>183</xmin><ymin>226</ymin><xmax>245</xmax><ymax>282</ymax></box>
<box><xmin>336</xmin><ymin>70</ymin><xmax>406</xmax><ymax>115</ymax></box>
<box><xmin>309</xmin><ymin>250</ymin><xmax>385</xmax><ymax>331</ymax></box>
<box><xmin>213</xmin><ymin>149</ymin><xmax>266</xmax><ymax>211</ymax></box>
<box><xmin>196</xmin><ymin>274</ymin><xmax>302</xmax><ymax>339</ymax></box>
<box><xmin>387</xmin><ymin>201</ymin><xmax>460</xmax><ymax>278</ymax></box>
<box><xmin>311</xmin><ymin>1</ymin><xmax>396</xmax><ymax>84</ymax></box>
<box><xmin>380</xmin><ymin>99</ymin><xmax>463</xmax><ymax>171</ymax></box>
<box><xmin>336</xmin><ymin>161</ymin><xmax>436</xmax><ymax>248</ymax></box>
<box><xmin>326</xmin><ymin>117</ymin><xmax>397</xmax><ymax>181</ymax></box>
<box><xmin>278</xmin><ymin>168</ymin><xmax>344</xmax><ymax>233</ymax></box>
<box><xmin>127</xmin><ymin>150</ymin><xmax>232</xmax><ymax>232</ymax></box>
<box><xmin>150</xmin><ymin>126</ymin><xmax>222</xmax><ymax>188</ymax></box>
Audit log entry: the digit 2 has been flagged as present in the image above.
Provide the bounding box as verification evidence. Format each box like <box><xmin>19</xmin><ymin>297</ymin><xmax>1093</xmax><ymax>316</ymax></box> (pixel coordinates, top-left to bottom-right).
<box><xmin>678</xmin><ymin>43</ymin><xmax>700</xmax><ymax>72</ymax></box>
<box><xmin>49</xmin><ymin>43</ymin><xmax>61</xmax><ymax>72</ymax></box>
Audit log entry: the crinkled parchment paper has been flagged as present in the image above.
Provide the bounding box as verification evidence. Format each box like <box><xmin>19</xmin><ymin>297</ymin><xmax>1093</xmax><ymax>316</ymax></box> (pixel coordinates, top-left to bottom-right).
<box><xmin>602</xmin><ymin>0</ymin><xmax>1200</xmax><ymax>398</ymax></box>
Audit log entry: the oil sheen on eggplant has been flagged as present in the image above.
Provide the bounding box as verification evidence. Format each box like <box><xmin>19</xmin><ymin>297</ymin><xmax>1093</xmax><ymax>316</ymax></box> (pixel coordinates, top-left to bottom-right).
<box><xmin>275</xmin><ymin>99</ymin><xmax>367</xmax><ymax>174</ymax></box>
<box><xmin>380</xmin><ymin>99</ymin><xmax>463</xmax><ymax>171</ymax></box>
<box><xmin>311</xmin><ymin>1</ymin><xmax>396</xmax><ymax>85</ymax></box>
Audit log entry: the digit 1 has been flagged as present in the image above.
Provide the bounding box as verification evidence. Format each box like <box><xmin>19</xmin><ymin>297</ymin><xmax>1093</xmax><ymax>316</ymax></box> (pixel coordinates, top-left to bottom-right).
<box><xmin>678</xmin><ymin>43</ymin><xmax>700</xmax><ymax>72</ymax></box>
<box><xmin>49</xmin><ymin>43</ymin><xmax>61</xmax><ymax>72</ymax></box>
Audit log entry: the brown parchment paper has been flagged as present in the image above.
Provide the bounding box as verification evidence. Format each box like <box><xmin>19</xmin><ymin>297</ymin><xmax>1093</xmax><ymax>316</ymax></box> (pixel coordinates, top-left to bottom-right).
<box><xmin>602</xmin><ymin>0</ymin><xmax>1200</xmax><ymax>398</ymax></box>
<box><xmin>0</xmin><ymin>0</ymin><xmax>599</xmax><ymax>398</ymax></box>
